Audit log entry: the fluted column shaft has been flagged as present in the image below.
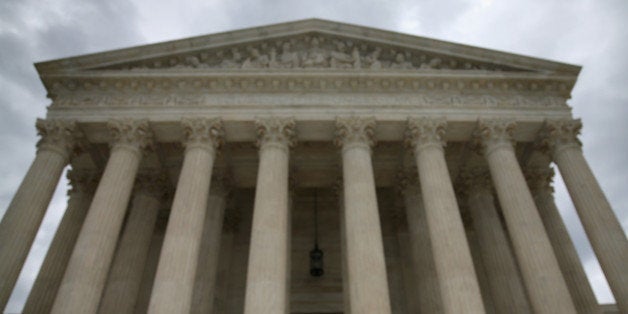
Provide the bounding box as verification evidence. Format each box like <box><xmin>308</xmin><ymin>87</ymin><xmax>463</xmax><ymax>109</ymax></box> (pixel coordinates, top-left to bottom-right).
<box><xmin>52</xmin><ymin>119</ymin><xmax>152</xmax><ymax>314</ymax></box>
<box><xmin>542</xmin><ymin>120</ymin><xmax>627</xmax><ymax>311</ymax></box>
<box><xmin>335</xmin><ymin>117</ymin><xmax>391</xmax><ymax>314</ymax></box>
<box><xmin>398</xmin><ymin>176</ymin><xmax>443</xmax><ymax>313</ymax></box>
<box><xmin>406</xmin><ymin>118</ymin><xmax>484</xmax><ymax>314</ymax></box>
<box><xmin>475</xmin><ymin>120</ymin><xmax>576</xmax><ymax>313</ymax></box>
<box><xmin>148</xmin><ymin>118</ymin><xmax>223</xmax><ymax>314</ymax></box>
<box><xmin>98</xmin><ymin>172</ymin><xmax>165</xmax><ymax>314</ymax></box>
<box><xmin>243</xmin><ymin>118</ymin><xmax>295</xmax><ymax>314</ymax></box>
<box><xmin>462</xmin><ymin>168</ymin><xmax>531</xmax><ymax>313</ymax></box>
<box><xmin>22</xmin><ymin>168</ymin><xmax>97</xmax><ymax>314</ymax></box>
<box><xmin>191</xmin><ymin>176</ymin><xmax>229</xmax><ymax>314</ymax></box>
<box><xmin>134</xmin><ymin>218</ymin><xmax>166</xmax><ymax>314</ymax></box>
<box><xmin>0</xmin><ymin>119</ymin><xmax>76</xmax><ymax>310</ymax></box>
<box><xmin>526</xmin><ymin>166</ymin><xmax>600</xmax><ymax>314</ymax></box>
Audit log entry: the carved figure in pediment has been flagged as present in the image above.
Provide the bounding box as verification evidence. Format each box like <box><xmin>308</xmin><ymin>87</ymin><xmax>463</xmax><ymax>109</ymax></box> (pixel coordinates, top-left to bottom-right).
<box><xmin>330</xmin><ymin>41</ymin><xmax>358</xmax><ymax>69</ymax></box>
<box><xmin>219</xmin><ymin>48</ymin><xmax>243</xmax><ymax>69</ymax></box>
<box><xmin>364</xmin><ymin>47</ymin><xmax>382</xmax><ymax>69</ymax></box>
<box><xmin>242</xmin><ymin>47</ymin><xmax>270</xmax><ymax>69</ymax></box>
<box><xmin>391</xmin><ymin>52</ymin><xmax>413</xmax><ymax>69</ymax></box>
<box><xmin>302</xmin><ymin>37</ymin><xmax>328</xmax><ymax>68</ymax></box>
<box><xmin>184</xmin><ymin>56</ymin><xmax>208</xmax><ymax>68</ymax></box>
<box><xmin>278</xmin><ymin>42</ymin><xmax>300</xmax><ymax>68</ymax></box>
<box><xmin>420</xmin><ymin>57</ymin><xmax>442</xmax><ymax>70</ymax></box>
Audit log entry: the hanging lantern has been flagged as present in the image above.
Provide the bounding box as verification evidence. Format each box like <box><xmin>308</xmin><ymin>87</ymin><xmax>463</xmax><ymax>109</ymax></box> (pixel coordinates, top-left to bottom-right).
<box><xmin>309</xmin><ymin>189</ymin><xmax>324</xmax><ymax>277</ymax></box>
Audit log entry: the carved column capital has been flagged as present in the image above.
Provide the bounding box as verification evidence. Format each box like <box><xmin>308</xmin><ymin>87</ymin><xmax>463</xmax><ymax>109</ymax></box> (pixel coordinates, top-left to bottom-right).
<box><xmin>210</xmin><ymin>172</ymin><xmax>232</xmax><ymax>197</ymax></box>
<box><xmin>107</xmin><ymin>119</ymin><xmax>154</xmax><ymax>154</ymax></box>
<box><xmin>134</xmin><ymin>170</ymin><xmax>169</xmax><ymax>200</ymax></box>
<box><xmin>405</xmin><ymin>117</ymin><xmax>447</xmax><ymax>153</ymax></box>
<box><xmin>181</xmin><ymin>118</ymin><xmax>224</xmax><ymax>152</ymax></box>
<box><xmin>67</xmin><ymin>168</ymin><xmax>100</xmax><ymax>196</ymax></box>
<box><xmin>36</xmin><ymin>118</ymin><xmax>79</xmax><ymax>160</ymax></box>
<box><xmin>524</xmin><ymin>166</ymin><xmax>555</xmax><ymax>196</ymax></box>
<box><xmin>396</xmin><ymin>168</ymin><xmax>420</xmax><ymax>196</ymax></box>
<box><xmin>334</xmin><ymin>116</ymin><xmax>376</xmax><ymax>150</ymax></box>
<box><xmin>255</xmin><ymin>117</ymin><xmax>297</xmax><ymax>149</ymax></box>
<box><xmin>537</xmin><ymin>119</ymin><xmax>582</xmax><ymax>157</ymax></box>
<box><xmin>473</xmin><ymin>119</ymin><xmax>516</xmax><ymax>156</ymax></box>
<box><xmin>459</xmin><ymin>166</ymin><xmax>493</xmax><ymax>195</ymax></box>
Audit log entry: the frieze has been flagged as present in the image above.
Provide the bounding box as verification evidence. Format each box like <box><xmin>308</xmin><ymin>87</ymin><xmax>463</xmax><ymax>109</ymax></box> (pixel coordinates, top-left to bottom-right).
<box><xmin>46</xmin><ymin>74</ymin><xmax>573</xmax><ymax>96</ymax></box>
<box><xmin>95</xmin><ymin>34</ymin><xmax>526</xmax><ymax>72</ymax></box>
<box><xmin>50</xmin><ymin>92</ymin><xmax>567</xmax><ymax>109</ymax></box>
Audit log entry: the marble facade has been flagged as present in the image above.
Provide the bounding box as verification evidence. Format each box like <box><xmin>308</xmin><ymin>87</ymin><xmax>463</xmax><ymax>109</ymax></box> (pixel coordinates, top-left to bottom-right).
<box><xmin>0</xmin><ymin>19</ymin><xmax>625</xmax><ymax>313</ymax></box>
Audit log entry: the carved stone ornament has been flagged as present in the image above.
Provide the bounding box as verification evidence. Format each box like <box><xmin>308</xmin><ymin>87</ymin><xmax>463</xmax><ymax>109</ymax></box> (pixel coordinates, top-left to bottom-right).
<box><xmin>458</xmin><ymin>166</ymin><xmax>493</xmax><ymax>195</ymax></box>
<box><xmin>210</xmin><ymin>171</ymin><xmax>232</xmax><ymax>196</ymax></box>
<box><xmin>255</xmin><ymin>117</ymin><xmax>297</xmax><ymax>148</ymax></box>
<box><xmin>334</xmin><ymin>116</ymin><xmax>376</xmax><ymax>148</ymax></box>
<box><xmin>105</xmin><ymin>34</ymin><xmax>519</xmax><ymax>73</ymax></box>
<box><xmin>524</xmin><ymin>166</ymin><xmax>555</xmax><ymax>195</ymax></box>
<box><xmin>35</xmin><ymin>118</ymin><xmax>78</xmax><ymax>159</ymax></box>
<box><xmin>473</xmin><ymin>119</ymin><xmax>516</xmax><ymax>155</ymax></box>
<box><xmin>107</xmin><ymin>119</ymin><xmax>154</xmax><ymax>151</ymax></box>
<box><xmin>396</xmin><ymin>167</ymin><xmax>420</xmax><ymax>196</ymax></box>
<box><xmin>48</xmin><ymin>78</ymin><xmax>571</xmax><ymax>105</ymax></box>
<box><xmin>67</xmin><ymin>168</ymin><xmax>100</xmax><ymax>196</ymax></box>
<box><xmin>134</xmin><ymin>170</ymin><xmax>169</xmax><ymax>200</ymax></box>
<box><xmin>405</xmin><ymin>117</ymin><xmax>447</xmax><ymax>152</ymax></box>
<box><xmin>537</xmin><ymin>119</ymin><xmax>582</xmax><ymax>156</ymax></box>
<box><xmin>181</xmin><ymin>117</ymin><xmax>224</xmax><ymax>150</ymax></box>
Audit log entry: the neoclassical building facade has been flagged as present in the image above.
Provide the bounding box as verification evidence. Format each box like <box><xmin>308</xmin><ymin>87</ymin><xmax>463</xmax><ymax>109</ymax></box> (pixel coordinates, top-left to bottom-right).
<box><xmin>0</xmin><ymin>19</ymin><xmax>625</xmax><ymax>314</ymax></box>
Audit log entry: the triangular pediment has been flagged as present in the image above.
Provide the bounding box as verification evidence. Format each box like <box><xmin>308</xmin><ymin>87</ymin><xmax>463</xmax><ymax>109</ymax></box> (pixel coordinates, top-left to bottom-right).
<box><xmin>35</xmin><ymin>19</ymin><xmax>580</xmax><ymax>76</ymax></box>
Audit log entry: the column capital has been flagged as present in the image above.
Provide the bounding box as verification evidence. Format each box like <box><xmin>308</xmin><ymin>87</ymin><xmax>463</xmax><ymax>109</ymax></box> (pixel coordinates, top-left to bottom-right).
<box><xmin>405</xmin><ymin>117</ymin><xmax>447</xmax><ymax>153</ymax></box>
<box><xmin>107</xmin><ymin>119</ymin><xmax>154</xmax><ymax>154</ymax></box>
<box><xmin>210</xmin><ymin>171</ymin><xmax>232</xmax><ymax>197</ymax></box>
<box><xmin>459</xmin><ymin>166</ymin><xmax>492</xmax><ymax>195</ymax></box>
<box><xmin>334</xmin><ymin>116</ymin><xmax>376</xmax><ymax>150</ymax></box>
<box><xmin>66</xmin><ymin>168</ymin><xmax>100</xmax><ymax>196</ymax></box>
<box><xmin>36</xmin><ymin>118</ymin><xmax>79</xmax><ymax>160</ymax></box>
<box><xmin>396</xmin><ymin>168</ymin><xmax>420</xmax><ymax>196</ymax></box>
<box><xmin>134</xmin><ymin>170</ymin><xmax>169</xmax><ymax>200</ymax></box>
<box><xmin>181</xmin><ymin>117</ymin><xmax>224</xmax><ymax>152</ymax></box>
<box><xmin>256</xmin><ymin>117</ymin><xmax>297</xmax><ymax>149</ymax></box>
<box><xmin>473</xmin><ymin>119</ymin><xmax>516</xmax><ymax>156</ymax></box>
<box><xmin>537</xmin><ymin>119</ymin><xmax>582</xmax><ymax>157</ymax></box>
<box><xmin>524</xmin><ymin>166</ymin><xmax>555</xmax><ymax>195</ymax></box>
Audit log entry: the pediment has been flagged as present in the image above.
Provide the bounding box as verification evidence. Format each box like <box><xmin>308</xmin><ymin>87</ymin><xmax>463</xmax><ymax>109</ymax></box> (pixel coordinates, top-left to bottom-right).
<box><xmin>35</xmin><ymin>19</ymin><xmax>580</xmax><ymax>76</ymax></box>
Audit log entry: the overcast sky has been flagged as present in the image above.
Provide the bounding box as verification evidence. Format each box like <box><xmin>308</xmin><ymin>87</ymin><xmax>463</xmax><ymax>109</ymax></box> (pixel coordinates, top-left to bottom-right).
<box><xmin>1</xmin><ymin>0</ymin><xmax>627</xmax><ymax>312</ymax></box>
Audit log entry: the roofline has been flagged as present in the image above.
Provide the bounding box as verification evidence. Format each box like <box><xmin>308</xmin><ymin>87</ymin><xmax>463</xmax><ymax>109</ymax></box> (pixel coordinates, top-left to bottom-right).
<box><xmin>35</xmin><ymin>18</ymin><xmax>581</xmax><ymax>76</ymax></box>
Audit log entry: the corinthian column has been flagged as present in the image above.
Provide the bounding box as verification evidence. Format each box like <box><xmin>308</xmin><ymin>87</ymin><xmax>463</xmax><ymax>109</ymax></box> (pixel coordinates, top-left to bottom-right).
<box><xmin>474</xmin><ymin>119</ymin><xmax>575</xmax><ymax>313</ymax></box>
<box><xmin>540</xmin><ymin>119</ymin><xmax>628</xmax><ymax>312</ymax></box>
<box><xmin>191</xmin><ymin>174</ymin><xmax>230</xmax><ymax>314</ymax></box>
<box><xmin>460</xmin><ymin>166</ymin><xmax>531</xmax><ymax>313</ymax></box>
<box><xmin>98</xmin><ymin>171</ymin><xmax>166</xmax><ymax>314</ymax></box>
<box><xmin>22</xmin><ymin>168</ymin><xmax>99</xmax><ymax>314</ymax></box>
<box><xmin>335</xmin><ymin>117</ymin><xmax>391</xmax><ymax>314</ymax></box>
<box><xmin>243</xmin><ymin>117</ymin><xmax>295</xmax><ymax>314</ymax></box>
<box><xmin>397</xmin><ymin>170</ymin><xmax>443</xmax><ymax>314</ymax></box>
<box><xmin>51</xmin><ymin>119</ymin><xmax>153</xmax><ymax>314</ymax></box>
<box><xmin>0</xmin><ymin>119</ymin><xmax>77</xmax><ymax>309</ymax></box>
<box><xmin>525</xmin><ymin>166</ymin><xmax>601</xmax><ymax>314</ymax></box>
<box><xmin>148</xmin><ymin>118</ymin><xmax>223</xmax><ymax>314</ymax></box>
<box><xmin>405</xmin><ymin>117</ymin><xmax>484</xmax><ymax>314</ymax></box>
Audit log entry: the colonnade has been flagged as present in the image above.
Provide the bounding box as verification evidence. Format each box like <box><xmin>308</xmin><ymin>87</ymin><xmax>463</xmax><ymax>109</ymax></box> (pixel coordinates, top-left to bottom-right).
<box><xmin>0</xmin><ymin>117</ymin><xmax>626</xmax><ymax>313</ymax></box>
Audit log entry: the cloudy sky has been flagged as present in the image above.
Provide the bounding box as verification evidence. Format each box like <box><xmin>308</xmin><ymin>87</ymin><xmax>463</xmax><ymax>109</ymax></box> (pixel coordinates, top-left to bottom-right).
<box><xmin>1</xmin><ymin>0</ymin><xmax>627</xmax><ymax>312</ymax></box>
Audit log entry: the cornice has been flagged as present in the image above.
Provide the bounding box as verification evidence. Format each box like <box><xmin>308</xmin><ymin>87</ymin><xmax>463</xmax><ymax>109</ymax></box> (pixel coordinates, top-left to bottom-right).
<box><xmin>43</xmin><ymin>71</ymin><xmax>575</xmax><ymax>105</ymax></box>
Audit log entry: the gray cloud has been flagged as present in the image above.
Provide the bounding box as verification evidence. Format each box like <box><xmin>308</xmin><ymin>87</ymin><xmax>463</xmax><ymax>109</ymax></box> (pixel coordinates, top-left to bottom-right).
<box><xmin>1</xmin><ymin>0</ymin><xmax>626</xmax><ymax>312</ymax></box>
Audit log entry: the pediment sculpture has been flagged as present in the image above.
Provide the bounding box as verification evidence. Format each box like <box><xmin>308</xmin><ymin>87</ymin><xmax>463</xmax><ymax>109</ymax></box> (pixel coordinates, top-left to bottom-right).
<box><xmin>103</xmin><ymin>34</ymin><xmax>526</xmax><ymax>72</ymax></box>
